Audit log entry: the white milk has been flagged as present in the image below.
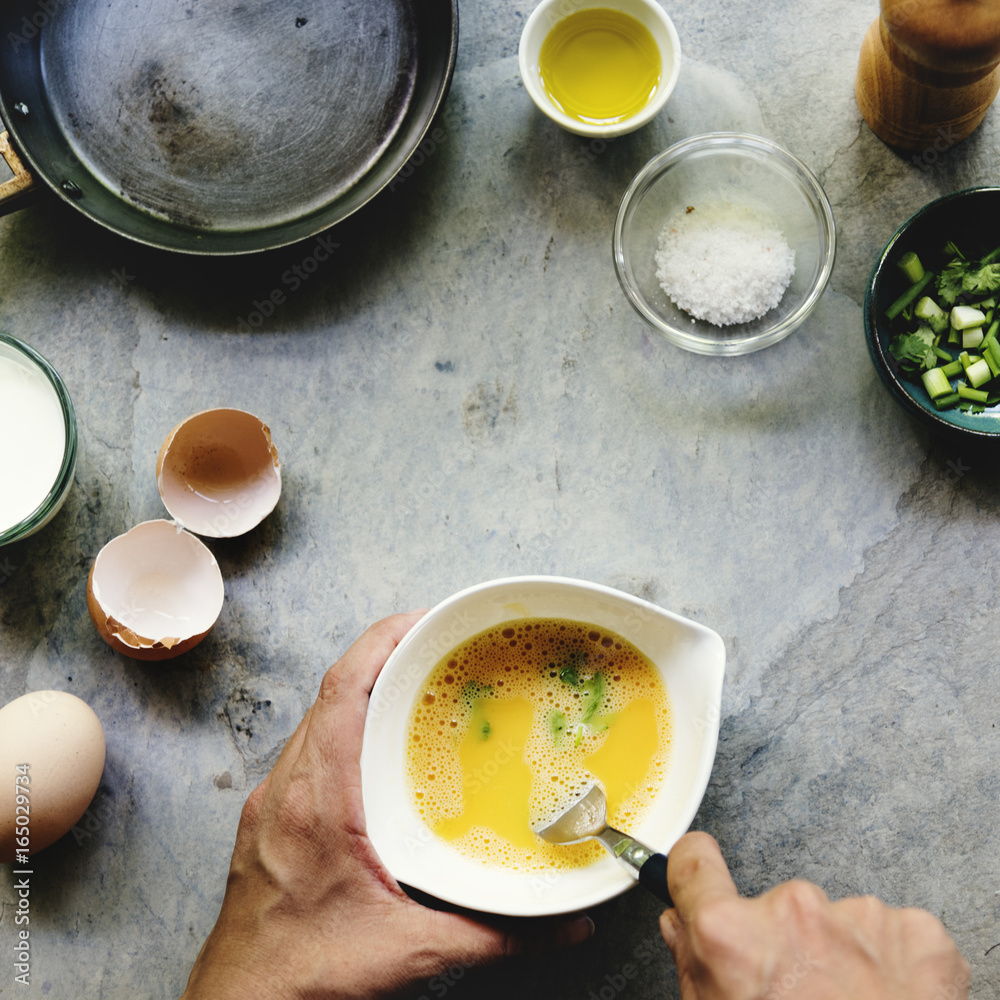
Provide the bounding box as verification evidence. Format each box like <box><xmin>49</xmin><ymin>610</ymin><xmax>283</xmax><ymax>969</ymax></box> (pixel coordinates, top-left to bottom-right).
<box><xmin>0</xmin><ymin>351</ymin><xmax>67</xmax><ymax>533</ymax></box>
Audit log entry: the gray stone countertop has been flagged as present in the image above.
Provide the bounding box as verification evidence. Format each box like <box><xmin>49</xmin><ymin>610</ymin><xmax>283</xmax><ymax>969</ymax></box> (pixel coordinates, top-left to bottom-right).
<box><xmin>1</xmin><ymin>0</ymin><xmax>999</xmax><ymax>997</ymax></box>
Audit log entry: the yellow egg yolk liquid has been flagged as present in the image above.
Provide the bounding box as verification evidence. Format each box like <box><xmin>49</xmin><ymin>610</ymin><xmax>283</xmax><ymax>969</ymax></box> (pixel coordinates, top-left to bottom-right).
<box><xmin>538</xmin><ymin>8</ymin><xmax>661</xmax><ymax>125</ymax></box>
<box><xmin>405</xmin><ymin>618</ymin><xmax>672</xmax><ymax>871</ymax></box>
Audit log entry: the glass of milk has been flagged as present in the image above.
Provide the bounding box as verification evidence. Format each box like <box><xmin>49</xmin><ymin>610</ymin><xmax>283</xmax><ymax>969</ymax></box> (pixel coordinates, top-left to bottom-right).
<box><xmin>0</xmin><ymin>334</ymin><xmax>77</xmax><ymax>546</ymax></box>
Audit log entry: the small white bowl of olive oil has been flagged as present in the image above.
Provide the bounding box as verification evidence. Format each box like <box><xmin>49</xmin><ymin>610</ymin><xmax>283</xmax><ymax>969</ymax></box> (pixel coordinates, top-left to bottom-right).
<box><xmin>518</xmin><ymin>0</ymin><xmax>681</xmax><ymax>137</ymax></box>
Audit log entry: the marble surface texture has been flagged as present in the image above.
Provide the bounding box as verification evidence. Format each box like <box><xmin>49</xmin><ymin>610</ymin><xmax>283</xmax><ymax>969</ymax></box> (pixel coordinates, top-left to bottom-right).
<box><xmin>2</xmin><ymin>0</ymin><xmax>999</xmax><ymax>997</ymax></box>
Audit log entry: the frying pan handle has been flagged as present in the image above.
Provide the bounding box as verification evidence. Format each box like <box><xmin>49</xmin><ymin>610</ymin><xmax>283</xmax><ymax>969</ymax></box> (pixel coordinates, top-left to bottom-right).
<box><xmin>0</xmin><ymin>130</ymin><xmax>38</xmax><ymax>216</ymax></box>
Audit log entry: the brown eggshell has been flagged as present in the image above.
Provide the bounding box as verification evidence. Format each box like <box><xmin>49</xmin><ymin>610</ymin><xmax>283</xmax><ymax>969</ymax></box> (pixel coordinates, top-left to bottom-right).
<box><xmin>87</xmin><ymin>520</ymin><xmax>225</xmax><ymax>661</ymax></box>
<box><xmin>155</xmin><ymin>408</ymin><xmax>281</xmax><ymax>538</ymax></box>
<box><xmin>0</xmin><ymin>690</ymin><xmax>106</xmax><ymax>863</ymax></box>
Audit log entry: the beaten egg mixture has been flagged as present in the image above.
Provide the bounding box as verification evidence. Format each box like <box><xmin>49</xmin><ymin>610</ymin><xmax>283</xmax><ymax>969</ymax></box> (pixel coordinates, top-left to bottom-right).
<box><xmin>405</xmin><ymin>618</ymin><xmax>671</xmax><ymax>871</ymax></box>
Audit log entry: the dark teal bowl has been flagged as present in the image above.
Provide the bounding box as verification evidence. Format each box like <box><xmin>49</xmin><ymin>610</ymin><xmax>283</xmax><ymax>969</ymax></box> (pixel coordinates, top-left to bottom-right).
<box><xmin>864</xmin><ymin>187</ymin><xmax>1000</xmax><ymax>446</ymax></box>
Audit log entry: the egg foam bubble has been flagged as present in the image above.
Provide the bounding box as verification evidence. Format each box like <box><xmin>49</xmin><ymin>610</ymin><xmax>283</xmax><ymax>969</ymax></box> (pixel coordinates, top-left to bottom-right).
<box><xmin>404</xmin><ymin>617</ymin><xmax>672</xmax><ymax>872</ymax></box>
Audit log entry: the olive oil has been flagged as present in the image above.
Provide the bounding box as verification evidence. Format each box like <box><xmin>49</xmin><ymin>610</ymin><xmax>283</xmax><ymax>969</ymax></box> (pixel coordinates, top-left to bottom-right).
<box><xmin>538</xmin><ymin>8</ymin><xmax>661</xmax><ymax>125</ymax></box>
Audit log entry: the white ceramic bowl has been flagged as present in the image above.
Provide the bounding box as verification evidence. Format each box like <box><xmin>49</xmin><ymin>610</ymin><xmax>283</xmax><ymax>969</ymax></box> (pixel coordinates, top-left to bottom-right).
<box><xmin>518</xmin><ymin>0</ymin><xmax>681</xmax><ymax>138</ymax></box>
<box><xmin>361</xmin><ymin>576</ymin><xmax>725</xmax><ymax>916</ymax></box>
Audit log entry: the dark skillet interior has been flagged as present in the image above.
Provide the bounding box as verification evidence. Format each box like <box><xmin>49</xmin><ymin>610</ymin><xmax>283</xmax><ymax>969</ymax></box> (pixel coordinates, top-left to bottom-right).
<box><xmin>864</xmin><ymin>186</ymin><xmax>1000</xmax><ymax>445</ymax></box>
<box><xmin>0</xmin><ymin>0</ymin><xmax>457</xmax><ymax>254</ymax></box>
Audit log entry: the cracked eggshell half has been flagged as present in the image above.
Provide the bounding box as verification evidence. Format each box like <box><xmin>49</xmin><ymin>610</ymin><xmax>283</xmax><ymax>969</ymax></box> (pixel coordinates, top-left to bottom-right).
<box><xmin>0</xmin><ymin>690</ymin><xmax>106</xmax><ymax>863</ymax></box>
<box><xmin>155</xmin><ymin>408</ymin><xmax>281</xmax><ymax>538</ymax></box>
<box><xmin>87</xmin><ymin>519</ymin><xmax>225</xmax><ymax>661</ymax></box>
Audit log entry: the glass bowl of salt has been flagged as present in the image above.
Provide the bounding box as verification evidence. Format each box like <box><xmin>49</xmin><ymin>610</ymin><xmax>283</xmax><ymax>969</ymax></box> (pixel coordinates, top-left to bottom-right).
<box><xmin>613</xmin><ymin>133</ymin><xmax>836</xmax><ymax>355</ymax></box>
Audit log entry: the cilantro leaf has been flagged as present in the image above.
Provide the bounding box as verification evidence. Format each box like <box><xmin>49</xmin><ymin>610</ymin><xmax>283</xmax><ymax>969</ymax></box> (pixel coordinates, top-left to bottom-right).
<box><xmin>558</xmin><ymin>665</ymin><xmax>580</xmax><ymax>687</ymax></box>
<box><xmin>889</xmin><ymin>327</ymin><xmax>935</xmax><ymax>372</ymax></box>
<box><xmin>557</xmin><ymin>655</ymin><xmax>606</xmax><ymax>725</ymax></box>
<box><xmin>580</xmin><ymin>671</ymin><xmax>605</xmax><ymax>723</ymax></box>
<box><xmin>962</xmin><ymin>263</ymin><xmax>1000</xmax><ymax>296</ymax></box>
<box><xmin>557</xmin><ymin>648</ymin><xmax>588</xmax><ymax>688</ymax></box>
<box><xmin>936</xmin><ymin>258</ymin><xmax>967</xmax><ymax>306</ymax></box>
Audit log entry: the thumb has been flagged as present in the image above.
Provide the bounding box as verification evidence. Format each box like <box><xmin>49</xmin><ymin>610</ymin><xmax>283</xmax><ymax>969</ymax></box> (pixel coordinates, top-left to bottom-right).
<box><xmin>424</xmin><ymin>909</ymin><xmax>595</xmax><ymax>966</ymax></box>
<box><xmin>501</xmin><ymin>913</ymin><xmax>596</xmax><ymax>956</ymax></box>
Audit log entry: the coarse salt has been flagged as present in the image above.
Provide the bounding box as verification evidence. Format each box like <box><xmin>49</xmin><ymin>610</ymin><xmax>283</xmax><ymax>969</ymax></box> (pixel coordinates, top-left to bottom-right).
<box><xmin>654</xmin><ymin>204</ymin><xmax>796</xmax><ymax>326</ymax></box>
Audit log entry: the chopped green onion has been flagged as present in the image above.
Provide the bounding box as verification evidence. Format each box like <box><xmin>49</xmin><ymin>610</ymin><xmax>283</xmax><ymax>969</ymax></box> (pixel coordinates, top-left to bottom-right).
<box><xmin>985</xmin><ymin>341</ymin><xmax>1000</xmax><ymax>376</ymax></box>
<box><xmin>933</xmin><ymin>391</ymin><xmax>962</xmax><ymax>410</ymax></box>
<box><xmin>982</xmin><ymin>244</ymin><xmax>1000</xmax><ymax>266</ymax></box>
<box><xmin>915</xmin><ymin>295</ymin><xmax>947</xmax><ymax>325</ymax></box>
<box><xmin>886</xmin><ymin>271</ymin><xmax>934</xmax><ymax>320</ymax></box>
<box><xmin>966</xmin><ymin>358</ymin><xmax>993</xmax><ymax>387</ymax></box>
<box><xmin>958</xmin><ymin>384</ymin><xmax>990</xmax><ymax>403</ymax></box>
<box><xmin>951</xmin><ymin>305</ymin><xmax>987</xmax><ymax>330</ymax></box>
<box><xmin>898</xmin><ymin>251</ymin><xmax>925</xmax><ymax>283</ymax></box>
<box><xmin>922</xmin><ymin>367</ymin><xmax>953</xmax><ymax>399</ymax></box>
<box><xmin>888</xmin><ymin>242</ymin><xmax>1000</xmax><ymax>415</ymax></box>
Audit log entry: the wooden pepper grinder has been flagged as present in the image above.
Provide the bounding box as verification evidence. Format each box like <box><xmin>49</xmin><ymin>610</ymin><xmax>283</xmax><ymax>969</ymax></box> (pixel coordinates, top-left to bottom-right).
<box><xmin>856</xmin><ymin>0</ymin><xmax>1000</xmax><ymax>152</ymax></box>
